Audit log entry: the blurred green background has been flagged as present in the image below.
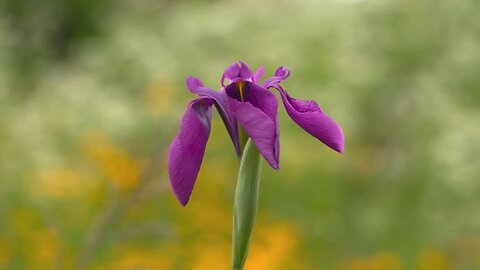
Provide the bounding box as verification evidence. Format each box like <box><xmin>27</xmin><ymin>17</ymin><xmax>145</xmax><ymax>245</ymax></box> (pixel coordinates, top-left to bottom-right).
<box><xmin>0</xmin><ymin>0</ymin><xmax>479</xmax><ymax>269</ymax></box>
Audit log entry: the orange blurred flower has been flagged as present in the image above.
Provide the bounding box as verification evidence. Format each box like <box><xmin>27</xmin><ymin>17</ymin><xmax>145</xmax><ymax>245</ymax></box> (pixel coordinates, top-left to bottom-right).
<box><xmin>342</xmin><ymin>251</ymin><xmax>402</xmax><ymax>270</ymax></box>
<box><xmin>84</xmin><ymin>133</ymin><xmax>142</xmax><ymax>191</ymax></box>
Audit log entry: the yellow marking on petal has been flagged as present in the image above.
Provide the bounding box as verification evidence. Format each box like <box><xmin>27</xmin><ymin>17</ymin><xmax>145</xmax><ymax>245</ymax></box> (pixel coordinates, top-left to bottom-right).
<box><xmin>238</xmin><ymin>82</ymin><xmax>245</xmax><ymax>102</ymax></box>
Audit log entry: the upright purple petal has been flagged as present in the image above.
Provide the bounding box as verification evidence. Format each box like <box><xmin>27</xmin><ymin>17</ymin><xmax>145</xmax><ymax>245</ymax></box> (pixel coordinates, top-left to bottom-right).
<box><xmin>274</xmin><ymin>85</ymin><xmax>344</xmax><ymax>153</ymax></box>
<box><xmin>253</xmin><ymin>66</ymin><xmax>265</xmax><ymax>84</ymax></box>
<box><xmin>225</xmin><ymin>82</ymin><xmax>280</xmax><ymax>169</ymax></box>
<box><xmin>186</xmin><ymin>77</ymin><xmax>241</xmax><ymax>156</ymax></box>
<box><xmin>169</xmin><ymin>98</ymin><xmax>213</xmax><ymax>206</ymax></box>
<box><xmin>222</xmin><ymin>61</ymin><xmax>254</xmax><ymax>86</ymax></box>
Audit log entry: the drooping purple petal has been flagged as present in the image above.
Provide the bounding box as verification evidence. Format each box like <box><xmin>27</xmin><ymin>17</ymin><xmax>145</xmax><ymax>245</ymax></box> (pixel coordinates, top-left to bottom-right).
<box><xmin>169</xmin><ymin>98</ymin><xmax>213</xmax><ymax>206</ymax></box>
<box><xmin>274</xmin><ymin>84</ymin><xmax>344</xmax><ymax>153</ymax></box>
<box><xmin>222</xmin><ymin>61</ymin><xmax>254</xmax><ymax>86</ymax></box>
<box><xmin>186</xmin><ymin>77</ymin><xmax>240</xmax><ymax>156</ymax></box>
<box><xmin>263</xmin><ymin>66</ymin><xmax>291</xmax><ymax>89</ymax></box>
<box><xmin>225</xmin><ymin>82</ymin><xmax>280</xmax><ymax>169</ymax></box>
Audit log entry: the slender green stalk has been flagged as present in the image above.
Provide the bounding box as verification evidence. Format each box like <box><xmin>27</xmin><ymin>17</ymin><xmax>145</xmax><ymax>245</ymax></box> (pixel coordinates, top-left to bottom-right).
<box><xmin>238</xmin><ymin>125</ymin><xmax>249</xmax><ymax>155</ymax></box>
<box><xmin>232</xmin><ymin>139</ymin><xmax>262</xmax><ymax>270</ymax></box>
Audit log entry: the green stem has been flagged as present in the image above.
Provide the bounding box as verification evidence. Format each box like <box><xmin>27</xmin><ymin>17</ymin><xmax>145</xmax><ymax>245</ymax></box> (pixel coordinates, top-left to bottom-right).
<box><xmin>232</xmin><ymin>139</ymin><xmax>262</xmax><ymax>270</ymax></box>
<box><xmin>238</xmin><ymin>125</ymin><xmax>249</xmax><ymax>155</ymax></box>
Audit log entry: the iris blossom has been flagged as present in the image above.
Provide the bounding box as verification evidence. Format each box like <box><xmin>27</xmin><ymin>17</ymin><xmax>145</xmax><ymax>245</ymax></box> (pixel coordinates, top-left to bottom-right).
<box><xmin>169</xmin><ymin>61</ymin><xmax>344</xmax><ymax>206</ymax></box>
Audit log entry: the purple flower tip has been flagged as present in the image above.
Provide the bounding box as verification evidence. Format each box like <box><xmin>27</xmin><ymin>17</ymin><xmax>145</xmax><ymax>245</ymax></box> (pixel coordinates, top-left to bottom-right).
<box><xmin>186</xmin><ymin>76</ymin><xmax>204</xmax><ymax>91</ymax></box>
<box><xmin>222</xmin><ymin>61</ymin><xmax>254</xmax><ymax>85</ymax></box>
<box><xmin>275</xmin><ymin>66</ymin><xmax>291</xmax><ymax>79</ymax></box>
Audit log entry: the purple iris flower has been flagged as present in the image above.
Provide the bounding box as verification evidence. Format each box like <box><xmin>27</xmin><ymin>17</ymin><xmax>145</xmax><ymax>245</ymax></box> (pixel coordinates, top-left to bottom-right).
<box><xmin>169</xmin><ymin>61</ymin><xmax>345</xmax><ymax>206</ymax></box>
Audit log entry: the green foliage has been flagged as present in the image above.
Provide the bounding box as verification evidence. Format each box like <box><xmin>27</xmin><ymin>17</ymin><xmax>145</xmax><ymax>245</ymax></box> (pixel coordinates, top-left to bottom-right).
<box><xmin>0</xmin><ymin>0</ymin><xmax>479</xmax><ymax>269</ymax></box>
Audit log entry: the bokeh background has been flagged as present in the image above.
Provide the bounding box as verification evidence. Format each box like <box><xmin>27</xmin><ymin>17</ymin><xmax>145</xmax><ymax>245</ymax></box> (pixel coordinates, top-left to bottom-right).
<box><xmin>0</xmin><ymin>0</ymin><xmax>479</xmax><ymax>269</ymax></box>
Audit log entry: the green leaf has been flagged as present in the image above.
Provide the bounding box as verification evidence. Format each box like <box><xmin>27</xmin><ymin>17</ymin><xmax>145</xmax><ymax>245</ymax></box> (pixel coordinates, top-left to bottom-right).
<box><xmin>232</xmin><ymin>139</ymin><xmax>262</xmax><ymax>270</ymax></box>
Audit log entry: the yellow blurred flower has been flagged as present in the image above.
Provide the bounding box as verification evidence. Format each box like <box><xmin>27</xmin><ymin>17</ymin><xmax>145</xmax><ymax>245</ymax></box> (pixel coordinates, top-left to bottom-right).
<box><xmin>343</xmin><ymin>257</ymin><xmax>370</xmax><ymax>270</ymax></box>
<box><xmin>0</xmin><ymin>239</ymin><xmax>11</xmax><ymax>267</ymax></box>
<box><xmin>246</xmin><ymin>223</ymin><xmax>304</xmax><ymax>270</ymax></box>
<box><xmin>417</xmin><ymin>248</ymin><xmax>451</xmax><ymax>270</ymax></box>
<box><xmin>29</xmin><ymin>229</ymin><xmax>60</xmax><ymax>265</ymax></box>
<box><xmin>191</xmin><ymin>243</ymin><xmax>230</xmax><ymax>270</ymax></box>
<box><xmin>342</xmin><ymin>251</ymin><xmax>402</xmax><ymax>270</ymax></box>
<box><xmin>179</xmin><ymin>160</ymin><xmax>236</xmax><ymax>234</ymax></box>
<box><xmin>10</xmin><ymin>209</ymin><xmax>59</xmax><ymax>268</ymax></box>
<box><xmin>188</xmin><ymin>222</ymin><xmax>308</xmax><ymax>270</ymax></box>
<box><xmin>35</xmin><ymin>168</ymin><xmax>91</xmax><ymax>199</ymax></box>
<box><xmin>370</xmin><ymin>252</ymin><xmax>401</xmax><ymax>270</ymax></box>
<box><xmin>99</xmin><ymin>248</ymin><xmax>172</xmax><ymax>270</ymax></box>
<box><xmin>84</xmin><ymin>133</ymin><xmax>142</xmax><ymax>191</ymax></box>
<box><xmin>145</xmin><ymin>80</ymin><xmax>177</xmax><ymax>116</ymax></box>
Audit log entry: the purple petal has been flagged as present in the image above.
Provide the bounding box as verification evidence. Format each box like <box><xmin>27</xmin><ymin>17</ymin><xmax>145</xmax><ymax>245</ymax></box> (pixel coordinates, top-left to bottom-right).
<box><xmin>275</xmin><ymin>85</ymin><xmax>344</xmax><ymax>153</ymax></box>
<box><xmin>186</xmin><ymin>77</ymin><xmax>241</xmax><ymax>156</ymax></box>
<box><xmin>168</xmin><ymin>98</ymin><xmax>213</xmax><ymax>206</ymax></box>
<box><xmin>253</xmin><ymin>66</ymin><xmax>265</xmax><ymax>84</ymax></box>
<box><xmin>263</xmin><ymin>66</ymin><xmax>291</xmax><ymax>89</ymax></box>
<box><xmin>222</xmin><ymin>61</ymin><xmax>254</xmax><ymax>86</ymax></box>
<box><xmin>225</xmin><ymin>82</ymin><xmax>280</xmax><ymax>169</ymax></box>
